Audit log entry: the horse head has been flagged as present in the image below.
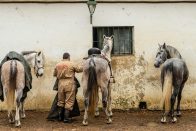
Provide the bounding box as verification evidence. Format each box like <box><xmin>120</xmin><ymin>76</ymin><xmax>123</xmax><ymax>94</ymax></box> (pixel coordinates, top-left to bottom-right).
<box><xmin>154</xmin><ymin>43</ymin><xmax>168</xmax><ymax>68</ymax></box>
<box><xmin>102</xmin><ymin>35</ymin><xmax>114</xmax><ymax>61</ymax></box>
<box><xmin>34</xmin><ymin>51</ymin><xmax>45</xmax><ymax>77</ymax></box>
<box><xmin>22</xmin><ymin>50</ymin><xmax>45</xmax><ymax>77</ymax></box>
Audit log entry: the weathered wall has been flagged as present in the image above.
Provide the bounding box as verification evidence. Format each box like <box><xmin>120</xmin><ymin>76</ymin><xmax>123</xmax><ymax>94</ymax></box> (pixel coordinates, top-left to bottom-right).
<box><xmin>0</xmin><ymin>3</ymin><xmax>92</xmax><ymax>110</ymax></box>
<box><xmin>0</xmin><ymin>3</ymin><xmax>196</xmax><ymax>110</ymax></box>
<box><xmin>93</xmin><ymin>3</ymin><xmax>196</xmax><ymax>109</ymax></box>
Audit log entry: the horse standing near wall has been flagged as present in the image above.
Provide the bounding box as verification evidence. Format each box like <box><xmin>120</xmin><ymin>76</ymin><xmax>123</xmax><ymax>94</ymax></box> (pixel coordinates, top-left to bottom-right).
<box><xmin>0</xmin><ymin>51</ymin><xmax>44</xmax><ymax>127</ymax></box>
<box><xmin>154</xmin><ymin>43</ymin><xmax>189</xmax><ymax>123</ymax></box>
<box><xmin>82</xmin><ymin>35</ymin><xmax>114</xmax><ymax>126</ymax></box>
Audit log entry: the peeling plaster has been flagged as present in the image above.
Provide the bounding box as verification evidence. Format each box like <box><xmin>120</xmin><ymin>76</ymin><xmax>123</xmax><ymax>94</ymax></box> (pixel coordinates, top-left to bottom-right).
<box><xmin>110</xmin><ymin>55</ymin><xmax>148</xmax><ymax>109</ymax></box>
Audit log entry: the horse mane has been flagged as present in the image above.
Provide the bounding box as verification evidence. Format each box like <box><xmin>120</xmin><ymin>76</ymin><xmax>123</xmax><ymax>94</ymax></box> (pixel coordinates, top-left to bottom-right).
<box><xmin>165</xmin><ymin>45</ymin><xmax>182</xmax><ymax>59</ymax></box>
<box><xmin>102</xmin><ymin>44</ymin><xmax>110</xmax><ymax>55</ymax></box>
<box><xmin>21</xmin><ymin>51</ymin><xmax>37</xmax><ymax>56</ymax></box>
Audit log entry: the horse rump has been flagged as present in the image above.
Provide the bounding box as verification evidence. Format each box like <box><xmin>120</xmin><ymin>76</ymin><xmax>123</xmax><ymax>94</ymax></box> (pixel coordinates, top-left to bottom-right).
<box><xmin>2</xmin><ymin>60</ymin><xmax>18</xmax><ymax>112</ymax></box>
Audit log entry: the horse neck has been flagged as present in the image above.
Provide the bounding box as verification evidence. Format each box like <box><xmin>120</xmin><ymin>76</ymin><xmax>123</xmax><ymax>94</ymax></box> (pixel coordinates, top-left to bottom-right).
<box><xmin>166</xmin><ymin>46</ymin><xmax>182</xmax><ymax>59</ymax></box>
<box><xmin>23</xmin><ymin>53</ymin><xmax>36</xmax><ymax>67</ymax></box>
<box><xmin>101</xmin><ymin>44</ymin><xmax>112</xmax><ymax>61</ymax></box>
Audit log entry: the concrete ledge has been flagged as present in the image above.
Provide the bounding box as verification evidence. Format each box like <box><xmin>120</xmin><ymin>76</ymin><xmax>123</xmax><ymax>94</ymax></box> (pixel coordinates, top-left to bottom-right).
<box><xmin>0</xmin><ymin>0</ymin><xmax>196</xmax><ymax>3</ymax></box>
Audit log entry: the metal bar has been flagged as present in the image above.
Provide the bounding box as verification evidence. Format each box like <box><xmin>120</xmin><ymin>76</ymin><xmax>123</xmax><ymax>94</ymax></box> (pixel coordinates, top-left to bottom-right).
<box><xmin>118</xmin><ymin>27</ymin><xmax>120</xmax><ymax>54</ymax></box>
<box><xmin>90</xmin><ymin>14</ymin><xmax>92</xmax><ymax>24</ymax></box>
<box><xmin>112</xmin><ymin>27</ymin><xmax>114</xmax><ymax>54</ymax></box>
<box><xmin>128</xmin><ymin>27</ymin><xmax>131</xmax><ymax>54</ymax></box>
<box><xmin>124</xmin><ymin>27</ymin><xmax>125</xmax><ymax>54</ymax></box>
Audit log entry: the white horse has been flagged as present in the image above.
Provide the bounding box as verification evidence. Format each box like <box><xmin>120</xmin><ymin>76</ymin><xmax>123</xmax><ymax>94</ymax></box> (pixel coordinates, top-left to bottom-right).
<box><xmin>1</xmin><ymin>51</ymin><xmax>44</xmax><ymax>127</ymax></box>
<box><xmin>82</xmin><ymin>35</ymin><xmax>113</xmax><ymax>126</ymax></box>
<box><xmin>22</xmin><ymin>51</ymin><xmax>44</xmax><ymax>77</ymax></box>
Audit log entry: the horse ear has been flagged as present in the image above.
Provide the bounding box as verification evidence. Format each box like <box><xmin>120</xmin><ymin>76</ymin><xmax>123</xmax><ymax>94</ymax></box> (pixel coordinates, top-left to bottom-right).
<box><xmin>38</xmin><ymin>51</ymin><xmax>41</xmax><ymax>56</ymax></box>
<box><xmin>158</xmin><ymin>43</ymin><xmax>161</xmax><ymax>47</ymax></box>
<box><xmin>163</xmin><ymin>43</ymin><xmax>166</xmax><ymax>49</ymax></box>
<box><xmin>103</xmin><ymin>35</ymin><xmax>106</xmax><ymax>39</ymax></box>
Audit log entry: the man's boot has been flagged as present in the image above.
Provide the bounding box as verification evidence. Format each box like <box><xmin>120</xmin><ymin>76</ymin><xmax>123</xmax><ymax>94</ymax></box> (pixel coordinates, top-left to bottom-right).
<box><xmin>58</xmin><ymin>106</ymin><xmax>64</xmax><ymax>121</ymax></box>
<box><xmin>64</xmin><ymin>109</ymin><xmax>71</xmax><ymax>123</ymax></box>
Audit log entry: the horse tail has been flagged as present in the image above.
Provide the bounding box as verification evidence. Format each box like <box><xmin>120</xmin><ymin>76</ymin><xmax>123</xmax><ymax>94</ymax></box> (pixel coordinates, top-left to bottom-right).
<box><xmin>161</xmin><ymin>70</ymin><xmax>173</xmax><ymax>113</ymax></box>
<box><xmin>87</xmin><ymin>58</ymin><xmax>98</xmax><ymax>115</ymax></box>
<box><xmin>10</xmin><ymin>60</ymin><xmax>17</xmax><ymax>81</ymax></box>
<box><xmin>7</xmin><ymin>60</ymin><xmax>17</xmax><ymax>112</ymax></box>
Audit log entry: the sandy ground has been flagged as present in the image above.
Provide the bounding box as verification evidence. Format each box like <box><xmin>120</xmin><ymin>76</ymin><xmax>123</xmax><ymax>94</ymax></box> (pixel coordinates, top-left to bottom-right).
<box><xmin>0</xmin><ymin>110</ymin><xmax>195</xmax><ymax>131</ymax></box>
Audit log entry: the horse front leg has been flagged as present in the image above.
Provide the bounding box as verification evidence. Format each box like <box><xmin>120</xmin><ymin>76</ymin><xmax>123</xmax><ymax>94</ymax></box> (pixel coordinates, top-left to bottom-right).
<box><xmin>82</xmin><ymin>98</ymin><xmax>89</xmax><ymax>126</ymax></box>
<box><xmin>101</xmin><ymin>87</ymin><xmax>112</xmax><ymax>124</ymax></box>
<box><xmin>107</xmin><ymin>84</ymin><xmax>113</xmax><ymax>117</ymax></box>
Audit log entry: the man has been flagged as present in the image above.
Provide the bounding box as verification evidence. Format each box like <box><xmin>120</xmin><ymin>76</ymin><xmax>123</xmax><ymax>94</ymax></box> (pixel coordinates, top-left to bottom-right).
<box><xmin>47</xmin><ymin>77</ymin><xmax>80</xmax><ymax>121</ymax></box>
<box><xmin>53</xmin><ymin>52</ymin><xmax>83</xmax><ymax>123</ymax></box>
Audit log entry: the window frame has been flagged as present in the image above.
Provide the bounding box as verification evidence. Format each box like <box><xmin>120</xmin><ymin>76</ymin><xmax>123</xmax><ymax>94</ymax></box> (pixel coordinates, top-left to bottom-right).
<box><xmin>92</xmin><ymin>26</ymin><xmax>134</xmax><ymax>56</ymax></box>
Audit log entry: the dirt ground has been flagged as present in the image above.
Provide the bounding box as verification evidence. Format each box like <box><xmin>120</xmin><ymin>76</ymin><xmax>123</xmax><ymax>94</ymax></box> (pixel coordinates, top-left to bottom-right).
<box><xmin>0</xmin><ymin>110</ymin><xmax>195</xmax><ymax>131</ymax></box>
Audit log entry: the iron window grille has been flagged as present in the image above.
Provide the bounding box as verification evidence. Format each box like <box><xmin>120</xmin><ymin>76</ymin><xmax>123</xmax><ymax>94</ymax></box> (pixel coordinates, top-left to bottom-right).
<box><xmin>93</xmin><ymin>26</ymin><xmax>133</xmax><ymax>55</ymax></box>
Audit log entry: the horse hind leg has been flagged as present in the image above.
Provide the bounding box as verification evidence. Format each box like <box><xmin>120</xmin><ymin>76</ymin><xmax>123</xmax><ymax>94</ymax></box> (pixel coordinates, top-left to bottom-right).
<box><xmin>83</xmin><ymin>98</ymin><xmax>89</xmax><ymax>126</ymax></box>
<box><xmin>82</xmin><ymin>78</ymin><xmax>89</xmax><ymax>126</ymax></box>
<box><xmin>4</xmin><ymin>86</ymin><xmax>15</xmax><ymax>124</ymax></box>
<box><xmin>15</xmin><ymin>89</ymin><xmax>23</xmax><ymax>127</ymax></box>
<box><xmin>16</xmin><ymin>62</ymin><xmax>25</xmax><ymax>120</ymax></box>
<box><xmin>170</xmin><ymin>86</ymin><xmax>179</xmax><ymax>123</ymax></box>
<box><xmin>107</xmin><ymin>84</ymin><xmax>113</xmax><ymax>117</ymax></box>
<box><xmin>8</xmin><ymin>91</ymin><xmax>15</xmax><ymax>124</ymax></box>
<box><xmin>161</xmin><ymin>106</ymin><xmax>167</xmax><ymax>123</ymax></box>
<box><xmin>176</xmin><ymin>84</ymin><xmax>185</xmax><ymax>117</ymax></box>
<box><xmin>20</xmin><ymin>100</ymin><xmax>26</xmax><ymax>119</ymax></box>
<box><xmin>95</xmin><ymin>91</ymin><xmax>99</xmax><ymax>117</ymax></box>
<box><xmin>101</xmin><ymin>86</ymin><xmax>112</xmax><ymax>124</ymax></box>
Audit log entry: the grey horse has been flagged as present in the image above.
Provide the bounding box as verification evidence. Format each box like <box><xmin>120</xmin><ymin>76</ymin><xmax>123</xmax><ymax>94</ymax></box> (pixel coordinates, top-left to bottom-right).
<box><xmin>154</xmin><ymin>43</ymin><xmax>189</xmax><ymax>123</ymax></box>
<box><xmin>82</xmin><ymin>35</ymin><xmax>113</xmax><ymax>126</ymax></box>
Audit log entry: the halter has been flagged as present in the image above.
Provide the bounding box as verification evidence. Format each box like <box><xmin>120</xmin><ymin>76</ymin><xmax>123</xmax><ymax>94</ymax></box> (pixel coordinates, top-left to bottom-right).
<box><xmin>34</xmin><ymin>52</ymin><xmax>44</xmax><ymax>77</ymax></box>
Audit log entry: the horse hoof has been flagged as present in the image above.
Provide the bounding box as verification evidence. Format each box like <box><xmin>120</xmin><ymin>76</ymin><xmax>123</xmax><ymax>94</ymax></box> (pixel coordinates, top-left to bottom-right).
<box><xmin>161</xmin><ymin>117</ymin><xmax>167</xmax><ymax>123</ymax></box>
<box><xmin>15</xmin><ymin>121</ymin><xmax>21</xmax><ymax>127</ymax></box>
<box><xmin>9</xmin><ymin>119</ymin><xmax>15</xmax><ymax>124</ymax></box>
<box><xmin>176</xmin><ymin>111</ymin><xmax>182</xmax><ymax>117</ymax></box>
<box><xmin>171</xmin><ymin>117</ymin><xmax>177</xmax><ymax>123</ymax></box>
<box><xmin>82</xmin><ymin>120</ymin><xmax>88</xmax><ymax>126</ymax></box>
<box><xmin>95</xmin><ymin>112</ymin><xmax>100</xmax><ymax>117</ymax></box>
<box><xmin>107</xmin><ymin>118</ymin><xmax>112</xmax><ymax>124</ymax></box>
<box><xmin>109</xmin><ymin>112</ymin><xmax>113</xmax><ymax>117</ymax></box>
<box><xmin>110</xmin><ymin>78</ymin><xmax>115</xmax><ymax>83</ymax></box>
<box><xmin>21</xmin><ymin>113</ymin><xmax>26</xmax><ymax>119</ymax></box>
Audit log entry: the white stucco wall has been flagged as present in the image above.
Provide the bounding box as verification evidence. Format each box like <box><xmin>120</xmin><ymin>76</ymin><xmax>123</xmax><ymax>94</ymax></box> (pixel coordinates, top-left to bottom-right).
<box><xmin>0</xmin><ymin>3</ymin><xmax>196</xmax><ymax>110</ymax></box>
